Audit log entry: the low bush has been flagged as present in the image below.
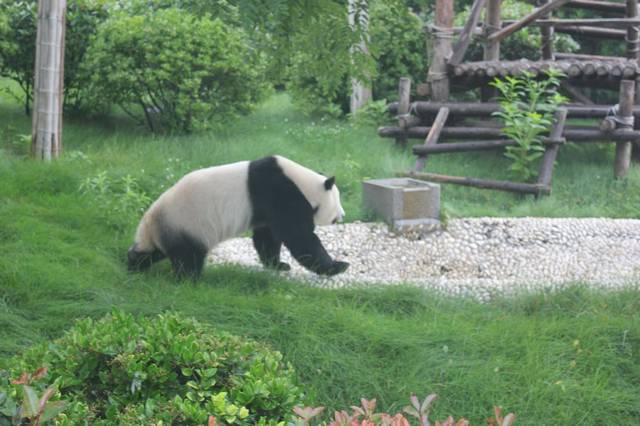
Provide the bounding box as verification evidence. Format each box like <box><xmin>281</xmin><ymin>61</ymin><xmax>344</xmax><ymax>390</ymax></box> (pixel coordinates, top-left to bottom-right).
<box><xmin>83</xmin><ymin>7</ymin><xmax>268</xmax><ymax>133</ymax></box>
<box><xmin>1</xmin><ymin>311</ymin><xmax>303</xmax><ymax>425</ymax></box>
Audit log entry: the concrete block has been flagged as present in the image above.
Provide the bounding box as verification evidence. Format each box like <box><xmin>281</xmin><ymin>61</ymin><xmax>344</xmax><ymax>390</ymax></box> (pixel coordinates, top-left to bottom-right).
<box><xmin>362</xmin><ymin>178</ymin><xmax>441</xmax><ymax>232</ymax></box>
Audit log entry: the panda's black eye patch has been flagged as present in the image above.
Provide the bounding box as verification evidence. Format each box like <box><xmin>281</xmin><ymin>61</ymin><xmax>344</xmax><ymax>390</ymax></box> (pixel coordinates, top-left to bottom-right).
<box><xmin>332</xmin><ymin>218</ymin><xmax>338</xmax><ymax>224</ymax></box>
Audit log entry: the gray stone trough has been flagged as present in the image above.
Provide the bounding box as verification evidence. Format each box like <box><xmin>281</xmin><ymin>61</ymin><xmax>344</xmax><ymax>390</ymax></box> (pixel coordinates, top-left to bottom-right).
<box><xmin>362</xmin><ymin>178</ymin><xmax>441</xmax><ymax>232</ymax></box>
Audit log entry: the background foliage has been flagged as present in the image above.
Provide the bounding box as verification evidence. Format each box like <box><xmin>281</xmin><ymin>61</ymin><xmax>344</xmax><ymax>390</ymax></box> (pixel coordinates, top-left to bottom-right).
<box><xmin>83</xmin><ymin>7</ymin><xmax>268</xmax><ymax>132</ymax></box>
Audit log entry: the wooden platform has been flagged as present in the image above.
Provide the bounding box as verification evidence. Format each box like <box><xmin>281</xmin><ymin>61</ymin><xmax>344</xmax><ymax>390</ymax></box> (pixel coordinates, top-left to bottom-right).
<box><xmin>451</xmin><ymin>59</ymin><xmax>640</xmax><ymax>81</ymax></box>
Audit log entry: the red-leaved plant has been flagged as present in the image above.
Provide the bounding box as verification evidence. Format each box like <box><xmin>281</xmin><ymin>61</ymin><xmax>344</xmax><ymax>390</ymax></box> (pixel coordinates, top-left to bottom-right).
<box><xmin>290</xmin><ymin>394</ymin><xmax>516</xmax><ymax>426</ymax></box>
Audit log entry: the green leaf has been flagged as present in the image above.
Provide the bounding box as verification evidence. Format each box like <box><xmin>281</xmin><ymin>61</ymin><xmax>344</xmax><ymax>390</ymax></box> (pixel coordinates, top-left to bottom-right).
<box><xmin>40</xmin><ymin>401</ymin><xmax>67</xmax><ymax>423</ymax></box>
<box><xmin>21</xmin><ymin>385</ymin><xmax>39</xmax><ymax>418</ymax></box>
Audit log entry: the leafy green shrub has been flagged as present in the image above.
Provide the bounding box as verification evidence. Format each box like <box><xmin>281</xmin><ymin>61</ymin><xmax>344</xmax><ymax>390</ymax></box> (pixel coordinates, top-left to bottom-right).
<box><xmin>3</xmin><ymin>311</ymin><xmax>303</xmax><ymax>425</ymax></box>
<box><xmin>454</xmin><ymin>0</ymin><xmax>579</xmax><ymax>61</ymax></box>
<box><xmin>287</xmin><ymin>0</ymin><xmax>425</xmax><ymax>115</ymax></box>
<box><xmin>492</xmin><ymin>70</ymin><xmax>567</xmax><ymax>181</ymax></box>
<box><xmin>0</xmin><ymin>0</ymin><xmax>110</xmax><ymax>114</ymax></box>
<box><xmin>83</xmin><ymin>7</ymin><xmax>268</xmax><ymax>132</ymax></box>
<box><xmin>369</xmin><ymin>0</ymin><xmax>426</xmax><ymax>102</ymax></box>
<box><xmin>0</xmin><ymin>367</ymin><xmax>68</xmax><ymax>426</ymax></box>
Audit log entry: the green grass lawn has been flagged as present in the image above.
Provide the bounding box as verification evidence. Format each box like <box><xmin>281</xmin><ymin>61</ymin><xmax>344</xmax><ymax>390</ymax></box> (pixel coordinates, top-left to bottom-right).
<box><xmin>1</xmin><ymin>86</ymin><xmax>639</xmax><ymax>424</ymax></box>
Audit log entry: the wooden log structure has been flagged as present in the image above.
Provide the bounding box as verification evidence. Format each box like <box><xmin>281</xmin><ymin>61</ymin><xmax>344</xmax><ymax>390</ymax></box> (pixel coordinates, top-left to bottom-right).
<box><xmin>450</xmin><ymin>59</ymin><xmax>640</xmax><ymax>80</ymax></box>
<box><xmin>541</xmin><ymin>0</ymin><xmax>555</xmax><ymax>60</ymax></box>
<box><xmin>614</xmin><ymin>79</ymin><xmax>635</xmax><ymax>178</ymax></box>
<box><xmin>449</xmin><ymin>0</ymin><xmax>486</xmax><ymax>66</ymax></box>
<box><xmin>428</xmin><ymin>0</ymin><xmax>454</xmax><ymax>101</ymax></box>
<box><xmin>482</xmin><ymin>0</ymin><xmax>502</xmax><ymax>100</ymax></box>
<box><xmin>486</xmin><ymin>0</ymin><xmax>572</xmax><ymax>43</ymax></box>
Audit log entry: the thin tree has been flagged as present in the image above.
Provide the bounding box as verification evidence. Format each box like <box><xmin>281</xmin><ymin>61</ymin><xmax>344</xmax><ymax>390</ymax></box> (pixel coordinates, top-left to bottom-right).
<box><xmin>348</xmin><ymin>0</ymin><xmax>372</xmax><ymax>115</ymax></box>
<box><xmin>31</xmin><ymin>0</ymin><xmax>66</xmax><ymax>161</ymax></box>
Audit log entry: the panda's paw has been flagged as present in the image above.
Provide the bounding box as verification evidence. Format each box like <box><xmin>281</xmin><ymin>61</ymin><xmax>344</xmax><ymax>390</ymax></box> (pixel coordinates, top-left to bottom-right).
<box><xmin>326</xmin><ymin>261</ymin><xmax>349</xmax><ymax>276</ymax></box>
<box><xmin>275</xmin><ymin>261</ymin><xmax>291</xmax><ymax>271</ymax></box>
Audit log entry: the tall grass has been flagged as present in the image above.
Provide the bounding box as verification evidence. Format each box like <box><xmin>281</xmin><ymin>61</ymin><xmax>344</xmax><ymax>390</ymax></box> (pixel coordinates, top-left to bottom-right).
<box><xmin>1</xmin><ymin>86</ymin><xmax>639</xmax><ymax>424</ymax></box>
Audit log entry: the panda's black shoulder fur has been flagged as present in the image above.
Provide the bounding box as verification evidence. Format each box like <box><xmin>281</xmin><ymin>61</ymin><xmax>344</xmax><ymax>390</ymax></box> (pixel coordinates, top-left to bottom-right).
<box><xmin>248</xmin><ymin>156</ymin><xmax>315</xmax><ymax>230</ymax></box>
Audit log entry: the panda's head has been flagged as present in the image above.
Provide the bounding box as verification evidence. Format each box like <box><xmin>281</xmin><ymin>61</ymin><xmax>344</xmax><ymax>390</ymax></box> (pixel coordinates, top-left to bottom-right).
<box><xmin>313</xmin><ymin>176</ymin><xmax>345</xmax><ymax>226</ymax></box>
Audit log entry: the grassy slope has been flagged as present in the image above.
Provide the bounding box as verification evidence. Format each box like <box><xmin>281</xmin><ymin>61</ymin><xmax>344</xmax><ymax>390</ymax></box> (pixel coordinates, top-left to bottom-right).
<box><xmin>0</xmin><ymin>88</ymin><xmax>639</xmax><ymax>424</ymax></box>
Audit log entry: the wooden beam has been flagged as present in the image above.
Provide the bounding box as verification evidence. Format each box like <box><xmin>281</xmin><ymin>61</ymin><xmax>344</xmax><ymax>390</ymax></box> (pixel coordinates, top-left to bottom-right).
<box><xmin>555</xmin><ymin>26</ymin><xmax>626</xmax><ymax>39</ymax></box>
<box><xmin>537</xmin><ymin>108</ymin><xmax>568</xmax><ymax>196</ymax></box>
<box><xmin>413</xmin><ymin>139</ymin><xmax>517</xmax><ymax>155</ymax></box>
<box><xmin>626</xmin><ymin>0</ymin><xmax>639</xmax><ymax>60</ymax></box>
<box><xmin>555</xmin><ymin>52</ymin><xmax>630</xmax><ymax>61</ymax></box>
<box><xmin>487</xmin><ymin>0</ymin><xmax>572</xmax><ymax>43</ymax></box>
<box><xmin>537</xmin><ymin>18</ymin><xmax>640</xmax><ymax>28</ymax></box>
<box><xmin>560</xmin><ymin>81</ymin><xmax>594</xmax><ymax>105</ymax></box>
<box><xmin>389</xmin><ymin>101</ymin><xmax>640</xmax><ymax>118</ymax></box>
<box><xmin>414</xmin><ymin>107</ymin><xmax>450</xmax><ymax>171</ymax></box>
<box><xmin>450</xmin><ymin>0</ymin><xmax>487</xmax><ymax>66</ymax></box>
<box><xmin>566</xmin><ymin>0</ymin><xmax>627</xmax><ymax>14</ymax></box>
<box><xmin>378</xmin><ymin>125</ymin><xmax>640</xmax><ymax>141</ymax></box>
<box><xmin>400</xmin><ymin>171</ymin><xmax>546</xmax><ymax>194</ymax></box>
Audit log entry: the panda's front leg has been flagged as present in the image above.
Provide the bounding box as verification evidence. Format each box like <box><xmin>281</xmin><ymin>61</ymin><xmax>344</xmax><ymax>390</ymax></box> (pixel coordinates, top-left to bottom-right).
<box><xmin>279</xmin><ymin>228</ymin><xmax>349</xmax><ymax>276</ymax></box>
<box><xmin>252</xmin><ymin>226</ymin><xmax>291</xmax><ymax>271</ymax></box>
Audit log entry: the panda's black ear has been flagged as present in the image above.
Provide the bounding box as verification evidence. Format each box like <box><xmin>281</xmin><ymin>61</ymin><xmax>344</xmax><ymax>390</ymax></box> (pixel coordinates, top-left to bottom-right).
<box><xmin>324</xmin><ymin>176</ymin><xmax>335</xmax><ymax>190</ymax></box>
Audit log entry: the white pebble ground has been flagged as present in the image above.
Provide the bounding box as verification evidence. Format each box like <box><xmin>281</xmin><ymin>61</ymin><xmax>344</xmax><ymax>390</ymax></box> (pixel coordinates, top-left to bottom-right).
<box><xmin>208</xmin><ymin>218</ymin><xmax>640</xmax><ymax>301</ymax></box>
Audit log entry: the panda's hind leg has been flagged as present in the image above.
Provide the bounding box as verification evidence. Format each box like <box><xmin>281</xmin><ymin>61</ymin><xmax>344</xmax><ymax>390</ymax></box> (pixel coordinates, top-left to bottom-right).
<box><xmin>164</xmin><ymin>231</ymin><xmax>208</xmax><ymax>281</ymax></box>
<box><xmin>252</xmin><ymin>226</ymin><xmax>291</xmax><ymax>271</ymax></box>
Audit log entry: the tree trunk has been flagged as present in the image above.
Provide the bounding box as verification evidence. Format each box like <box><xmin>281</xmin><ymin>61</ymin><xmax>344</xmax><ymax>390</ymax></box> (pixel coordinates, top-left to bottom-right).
<box><xmin>348</xmin><ymin>0</ymin><xmax>372</xmax><ymax>115</ymax></box>
<box><xmin>31</xmin><ymin>0</ymin><xmax>66</xmax><ymax>161</ymax></box>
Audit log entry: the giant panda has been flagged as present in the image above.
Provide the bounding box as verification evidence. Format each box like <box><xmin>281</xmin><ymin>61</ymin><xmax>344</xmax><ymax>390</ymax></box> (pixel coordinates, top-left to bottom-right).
<box><xmin>127</xmin><ymin>155</ymin><xmax>349</xmax><ymax>280</ymax></box>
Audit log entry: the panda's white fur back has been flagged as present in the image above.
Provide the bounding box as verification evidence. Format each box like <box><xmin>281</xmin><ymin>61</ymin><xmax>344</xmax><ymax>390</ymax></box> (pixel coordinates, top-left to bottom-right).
<box><xmin>134</xmin><ymin>161</ymin><xmax>252</xmax><ymax>252</ymax></box>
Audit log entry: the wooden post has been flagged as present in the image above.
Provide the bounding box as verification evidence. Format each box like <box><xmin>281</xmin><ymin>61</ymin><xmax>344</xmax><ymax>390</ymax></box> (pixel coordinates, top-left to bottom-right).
<box><xmin>536</xmin><ymin>108</ymin><xmax>568</xmax><ymax>196</ymax></box>
<box><xmin>614</xmin><ymin>80</ymin><xmax>635</xmax><ymax>178</ymax></box>
<box><xmin>428</xmin><ymin>0</ymin><xmax>454</xmax><ymax>101</ymax></box>
<box><xmin>482</xmin><ymin>0</ymin><xmax>502</xmax><ymax>101</ymax></box>
<box><xmin>31</xmin><ymin>0</ymin><xmax>66</xmax><ymax>161</ymax></box>
<box><xmin>396</xmin><ymin>77</ymin><xmax>411</xmax><ymax>147</ymax></box>
<box><xmin>413</xmin><ymin>107</ymin><xmax>450</xmax><ymax>172</ymax></box>
<box><xmin>541</xmin><ymin>0</ymin><xmax>555</xmax><ymax>60</ymax></box>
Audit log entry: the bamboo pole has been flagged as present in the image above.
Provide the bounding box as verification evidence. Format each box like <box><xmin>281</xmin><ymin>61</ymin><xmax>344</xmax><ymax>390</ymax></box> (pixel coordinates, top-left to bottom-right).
<box><xmin>413</xmin><ymin>107</ymin><xmax>449</xmax><ymax>171</ymax></box>
<box><xmin>31</xmin><ymin>0</ymin><xmax>66</xmax><ymax>161</ymax></box>
<box><xmin>413</xmin><ymin>139</ymin><xmax>517</xmax><ymax>154</ymax></box>
<box><xmin>614</xmin><ymin>80</ymin><xmax>635</xmax><ymax>178</ymax></box>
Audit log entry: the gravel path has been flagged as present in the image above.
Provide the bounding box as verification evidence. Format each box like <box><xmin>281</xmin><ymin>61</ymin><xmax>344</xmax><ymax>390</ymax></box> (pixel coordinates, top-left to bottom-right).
<box><xmin>207</xmin><ymin>218</ymin><xmax>640</xmax><ymax>301</ymax></box>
